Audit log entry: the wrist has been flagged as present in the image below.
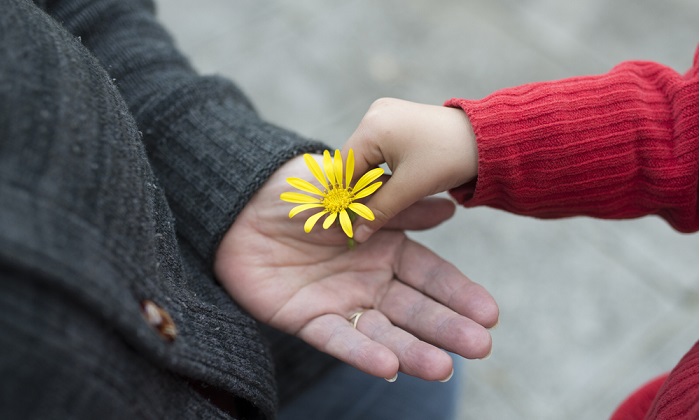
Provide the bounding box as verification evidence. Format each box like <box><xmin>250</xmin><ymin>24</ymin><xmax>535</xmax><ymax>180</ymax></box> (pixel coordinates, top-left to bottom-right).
<box><xmin>444</xmin><ymin>106</ymin><xmax>478</xmax><ymax>186</ymax></box>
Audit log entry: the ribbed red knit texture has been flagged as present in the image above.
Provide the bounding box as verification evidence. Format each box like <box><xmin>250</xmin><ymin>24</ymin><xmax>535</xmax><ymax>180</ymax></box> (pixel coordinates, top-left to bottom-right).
<box><xmin>611</xmin><ymin>374</ymin><xmax>670</xmax><ymax>419</ymax></box>
<box><xmin>446</xmin><ymin>50</ymin><xmax>699</xmax><ymax>419</ymax></box>
<box><xmin>644</xmin><ymin>342</ymin><xmax>699</xmax><ymax>420</ymax></box>
<box><xmin>446</xmin><ymin>49</ymin><xmax>698</xmax><ymax>233</ymax></box>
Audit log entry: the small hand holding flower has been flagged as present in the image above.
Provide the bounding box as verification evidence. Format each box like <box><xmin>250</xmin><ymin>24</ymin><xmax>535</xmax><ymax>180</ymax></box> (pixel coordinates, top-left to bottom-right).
<box><xmin>214</xmin><ymin>151</ymin><xmax>498</xmax><ymax>381</ymax></box>
<box><xmin>343</xmin><ymin>98</ymin><xmax>479</xmax><ymax>242</ymax></box>
<box><xmin>281</xmin><ymin>149</ymin><xmax>383</xmax><ymax>239</ymax></box>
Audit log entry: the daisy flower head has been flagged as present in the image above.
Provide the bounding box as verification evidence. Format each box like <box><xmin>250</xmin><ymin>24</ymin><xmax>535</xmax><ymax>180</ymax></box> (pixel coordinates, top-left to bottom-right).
<box><xmin>280</xmin><ymin>149</ymin><xmax>384</xmax><ymax>238</ymax></box>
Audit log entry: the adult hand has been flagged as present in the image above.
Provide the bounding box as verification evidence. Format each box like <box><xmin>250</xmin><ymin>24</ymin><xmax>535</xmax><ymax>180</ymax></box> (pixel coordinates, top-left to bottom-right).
<box><xmin>343</xmin><ymin>98</ymin><xmax>478</xmax><ymax>242</ymax></box>
<box><xmin>214</xmin><ymin>155</ymin><xmax>497</xmax><ymax>381</ymax></box>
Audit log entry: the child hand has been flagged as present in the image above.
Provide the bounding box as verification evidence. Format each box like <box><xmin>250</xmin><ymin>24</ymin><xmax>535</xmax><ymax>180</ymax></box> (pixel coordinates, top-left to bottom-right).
<box><xmin>343</xmin><ymin>98</ymin><xmax>478</xmax><ymax>242</ymax></box>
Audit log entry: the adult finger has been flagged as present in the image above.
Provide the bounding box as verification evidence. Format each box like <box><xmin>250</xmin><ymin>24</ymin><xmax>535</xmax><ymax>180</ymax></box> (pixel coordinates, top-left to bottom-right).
<box><xmin>351</xmin><ymin>309</ymin><xmax>454</xmax><ymax>381</ymax></box>
<box><xmin>381</xmin><ymin>196</ymin><xmax>456</xmax><ymax>231</ymax></box>
<box><xmin>297</xmin><ymin>313</ymin><xmax>400</xmax><ymax>379</ymax></box>
<box><xmin>378</xmin><ymin>281</ymin><xmax>492</xmax><ymax>360</ymax></box>
<box><xmin>394</xmin><ymin>239</ymin><xmax>499</xmax><ymax>328</ymax></box>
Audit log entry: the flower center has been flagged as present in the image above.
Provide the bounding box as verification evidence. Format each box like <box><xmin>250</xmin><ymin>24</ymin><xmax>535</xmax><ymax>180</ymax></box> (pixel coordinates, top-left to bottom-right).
<box><xmin>323</xmin><ymin>185</ymin><xmax>353</xmax><ymax>213</ymax></box>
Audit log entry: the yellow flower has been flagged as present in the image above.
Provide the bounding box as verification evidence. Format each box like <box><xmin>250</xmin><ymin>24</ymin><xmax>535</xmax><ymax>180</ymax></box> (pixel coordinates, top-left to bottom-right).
<box><xmin>280</xmin><ymin>149</ymin><xmax>384</xmax><ymax>238</ymax></box>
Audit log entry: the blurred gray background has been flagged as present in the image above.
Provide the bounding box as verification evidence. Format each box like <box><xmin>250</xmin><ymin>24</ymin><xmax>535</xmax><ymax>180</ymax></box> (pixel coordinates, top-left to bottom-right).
<box><xmin>153</xmin><ymin>1</ymin><xmax>698</xmax><ymax>419</ymax></box>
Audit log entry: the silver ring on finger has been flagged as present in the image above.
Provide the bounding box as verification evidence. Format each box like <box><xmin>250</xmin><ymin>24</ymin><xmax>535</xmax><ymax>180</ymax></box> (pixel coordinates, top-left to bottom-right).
<box><xmin>348</xmin><ymin>311</ymin><xmax>366</xmax><ymax>329</ymax></box>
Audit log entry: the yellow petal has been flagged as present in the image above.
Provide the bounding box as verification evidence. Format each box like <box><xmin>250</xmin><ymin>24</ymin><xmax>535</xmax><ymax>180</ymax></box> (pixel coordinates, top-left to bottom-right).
<box><xmin>339</xmin><ymin>209</ymin><xmax>353</xmax><ymax>238</ymax></box>
<box><xmin>333</xmin><ymin>150</ymin><xmax>343</xmax><ymax>188</ymax></box>
<box><xmin>323</xmin><ymin>150</ymin><xmax>336</xmax><ymax>186</ymax></box>
<box><xmin>304</xmin><ymin>210</ymin><xmax>328</xmax><ymax>233</ymax></box>
<box><xmin>304</xmin><ymin>154</ymin><xmax>329</xmax><ymax>190</ymax></box>
<box><xmin>286</xmin><ymin>177</ymin><xmax>324</xmax><ymax>196</ymax></box>
<box><xmin>348</xmin><ymin>202</ymin><xmax>375</xmax><ymax>221</ymax></box>
<box><xmin>353</xmin><ymin>181</ymin><xmax>382</xmax><ymax>199</ymax></box>
<box><xmin>280</xmin><ymin>192</ymin><xmax>322</xmax><ymax>204</ymax></box>
<box><xmin>345</xmin><ymin>149</ymin><xmax>354</xmax><ymax>189</ymax></box>
<box><xmin>322</xmin><ymin>211</ymin><xmax>338</xmax><ymax>229</ymax></box>
<box><xmin>289</xmin><ymin>203</ymin><xmax>324</xmax><ymax>218</ymax></box>
<box><xmin>352</xmin><ymin>167</ymin><xmax>384</xmax><ymax>193</ymax></box>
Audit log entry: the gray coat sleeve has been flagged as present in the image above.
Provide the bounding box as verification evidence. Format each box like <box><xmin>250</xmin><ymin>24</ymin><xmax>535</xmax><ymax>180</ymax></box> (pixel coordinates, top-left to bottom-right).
<box><xmin>39</xmin><ymin>0</ymin><xmax>327</xmax><ymax>262</ymax></box>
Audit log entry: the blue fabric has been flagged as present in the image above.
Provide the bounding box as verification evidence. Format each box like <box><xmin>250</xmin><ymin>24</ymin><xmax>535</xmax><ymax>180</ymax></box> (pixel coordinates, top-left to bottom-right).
<box><xmin>280</xmin><ymin>356</ymin><xmax>463</xmax><ymax>420</ymax></box>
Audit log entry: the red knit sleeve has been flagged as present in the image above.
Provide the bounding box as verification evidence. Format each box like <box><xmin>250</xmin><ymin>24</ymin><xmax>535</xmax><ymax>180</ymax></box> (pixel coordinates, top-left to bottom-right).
<box><xmin>645</xmin><ymin>342</ymin><xmax>699</xmax><ymax>419</ymax></box>
<box><xmin>446</xmin><ymin>49</ymin><xmax>699</xmax><ymax>233</ymax></box>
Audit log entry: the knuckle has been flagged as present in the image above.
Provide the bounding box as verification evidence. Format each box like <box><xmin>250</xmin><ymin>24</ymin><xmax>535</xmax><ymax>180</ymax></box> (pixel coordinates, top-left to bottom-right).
<box><xmin>369</xmin><ymin>97</ymin><xmax>399</xmax><ymax>110</ymax></box>
<box><xmin>362</xmin><ymin>98</ymin><xmax>402</xmax><ymax>134</ymax></box>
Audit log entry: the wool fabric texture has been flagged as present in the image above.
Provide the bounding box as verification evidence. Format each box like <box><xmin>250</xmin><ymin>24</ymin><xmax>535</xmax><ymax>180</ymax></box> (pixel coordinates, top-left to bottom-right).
<box><xmin>447</xmin><ymin>49</ymin><xmax>699</xmax><ymax>419</ymax></box>
<box><xmin>0</xmin><ymin>0</ymin><xmax>335</xmax><ymax>418</ymax></box>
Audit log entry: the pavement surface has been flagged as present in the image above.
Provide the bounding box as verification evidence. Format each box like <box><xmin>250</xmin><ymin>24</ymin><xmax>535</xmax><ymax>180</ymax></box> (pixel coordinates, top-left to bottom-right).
<box><xmin>154</xmin><ymin>1</ymin><xmax>698</xmax><ymax>418</ymax></box>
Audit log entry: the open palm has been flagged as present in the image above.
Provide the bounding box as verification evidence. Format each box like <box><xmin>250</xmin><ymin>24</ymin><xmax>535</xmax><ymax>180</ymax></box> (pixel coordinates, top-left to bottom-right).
<box><xmin>214</xmin><ymin>155</ymin><xmax>498</xmax><ymax>381</ymax></box>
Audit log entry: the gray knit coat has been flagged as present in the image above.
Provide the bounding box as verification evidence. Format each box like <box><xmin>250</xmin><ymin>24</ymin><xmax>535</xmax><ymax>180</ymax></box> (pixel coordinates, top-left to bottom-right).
<box><xmin>0</xmin><ymin>0</ymin><xmax>336</xmax><ymax>418</ymax></box>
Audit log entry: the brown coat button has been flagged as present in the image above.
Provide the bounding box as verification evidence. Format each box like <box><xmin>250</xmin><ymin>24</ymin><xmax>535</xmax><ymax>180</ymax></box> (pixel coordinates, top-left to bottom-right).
<box><xmin>140</xmin><ymin>300</ymin><xmax>177</xmax><ymax>342</ymax></box>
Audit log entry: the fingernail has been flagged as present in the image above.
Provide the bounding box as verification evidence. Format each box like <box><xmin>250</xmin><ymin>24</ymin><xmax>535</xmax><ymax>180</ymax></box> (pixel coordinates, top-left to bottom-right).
<box><xmin>385</xmin><ymin>373</ymin><xmax>398</xmax><ymax>383</ymax></box>
<box><xmin>355</xmin><ymin>225</ymin><xmax>373</xmax><ymax>243</ymax></box>
<box><xmin>439</xmin><ymin>369</ymin><xmax>454</xmax><ymax>383</ymax></box>
<box><xmin>489</xmin><ymin>319</ymin><xmax>500</xmax><ymax>330</ymax></box>
<box><xmin>482</xmin><ymin>348</ymin><xmax>492</xmax><ymax>360</ymax></box>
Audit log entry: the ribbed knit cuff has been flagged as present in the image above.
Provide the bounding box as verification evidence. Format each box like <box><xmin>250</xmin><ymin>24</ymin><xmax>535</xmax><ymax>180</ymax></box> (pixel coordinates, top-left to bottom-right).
<box><xmin>446</xmin><ymin>56</ymin><xmax>698</xmax><ymax>232</ymax></box>
<box><xmin>136</xmin><ymin>76</ymin><xmax>326</xmax><ymax>262</ymax></box>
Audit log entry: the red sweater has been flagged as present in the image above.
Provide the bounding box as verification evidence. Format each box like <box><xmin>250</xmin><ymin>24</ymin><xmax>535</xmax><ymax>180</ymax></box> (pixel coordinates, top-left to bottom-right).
<box><xmin>446</xmin><ymin>49</ymin><xmax>698</xmax><ymax>419</ymax></box>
